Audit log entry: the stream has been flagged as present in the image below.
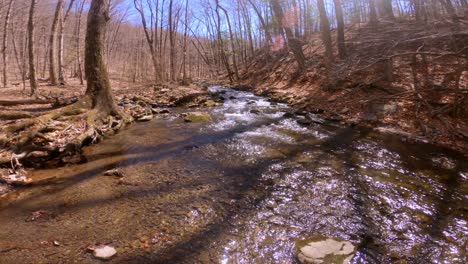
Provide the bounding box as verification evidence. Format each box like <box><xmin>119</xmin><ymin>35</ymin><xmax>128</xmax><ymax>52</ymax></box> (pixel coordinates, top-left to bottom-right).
<box><xmin>0</xmin><ymin>86</ymin><xmax>466</xmax><ymax>263</ymax></box>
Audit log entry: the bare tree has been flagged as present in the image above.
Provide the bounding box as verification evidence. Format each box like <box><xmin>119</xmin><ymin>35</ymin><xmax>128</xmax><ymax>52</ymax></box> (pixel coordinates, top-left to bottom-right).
<box><xmin>28</xmin><ymin>0</ymin><xmax>38</xmax><ymax>95</ymax></box>
<box><xmin>317</xmin><ymin>0</ymin><xmax>333</xmax><ymax>64</ymax></box>
<box><xmin>333</xmin><ymin>0</ymin><xmax>346</xmax><ymax>59</ymax></box>
<box><xmin>49</xmin><ymin>0</ymin><xmax>64</xmax><ymax>86</ymax></box>
<box><xmin>270</xmin><ymin>0</ymin><xmax>306</xmax><ymax>71</ymax></box>
<box><xmin>1</xmin><ymin>0</ymin><xmax>13</xmax><ymax>87</ymax></box>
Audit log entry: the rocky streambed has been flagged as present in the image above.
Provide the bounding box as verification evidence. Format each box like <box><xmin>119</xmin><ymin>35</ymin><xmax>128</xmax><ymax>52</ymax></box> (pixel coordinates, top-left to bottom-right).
<box><xmin>0</xmin><ymin>86</ymin><xmax>466</xmax><ymax>263</ymax></box>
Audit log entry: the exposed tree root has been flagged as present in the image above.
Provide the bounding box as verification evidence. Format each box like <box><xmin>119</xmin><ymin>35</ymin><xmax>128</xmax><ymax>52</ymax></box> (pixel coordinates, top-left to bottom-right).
<box><xmin>0</xmin><ymin>97</ymin><xmax>132</xmax><ymax>168</ymax></box>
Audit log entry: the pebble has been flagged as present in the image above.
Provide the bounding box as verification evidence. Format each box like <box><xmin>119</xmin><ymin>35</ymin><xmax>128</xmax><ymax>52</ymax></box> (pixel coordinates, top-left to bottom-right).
<box><xmin>93</xmin><ymin>245</ymin><xmax>117</xmax><ymax>260</ymax></box>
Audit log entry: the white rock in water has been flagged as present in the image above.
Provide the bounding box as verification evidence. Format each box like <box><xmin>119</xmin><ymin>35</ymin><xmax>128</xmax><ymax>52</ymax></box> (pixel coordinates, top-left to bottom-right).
<box><xmin>137</xmin><ymin>115</ymin><xmax>153</xmax><ymax>122</ymax></box>
<box><xmin>297</xmin><ymin>238</ymin><xmax>355</xmax><ymax>264</ymax></box>
<box><xmin>93</xmin><ymin>245</ymin><xmax>117</xmax><ymax>260</ymax></box>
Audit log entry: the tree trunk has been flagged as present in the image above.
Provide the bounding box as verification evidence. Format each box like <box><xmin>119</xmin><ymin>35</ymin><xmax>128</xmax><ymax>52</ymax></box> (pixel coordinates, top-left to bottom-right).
<box><xmin>270</xmin><ymin>0</ymin><xmax>306</xmax><ymax>71</ymax></box>
<box><xmin>168</xmin><ymin>0</ymin><xmax>176</xmax><ymax>81</ymax></box>
<box><xmin>376</xmin><ymin>0</ymin><xmax>395</xmax><ymax>20</ymax></box>
<box><xmin>333</xmin><ymin>0</ymin><xmax>346</xmax><ymax>59</ymax></box>
<box><xmin>218</xmin><ymin>3</ymin><xmax>240</xmax><ymax>81</ymax></box>
<box><xmin>2</xmin><ymin>0</ymin><xmax>13</xmax><ymax>88</ymax></box>
<box><xmin>58</xmin><ymin>0</ymin><xmax>76</xmax><ymax>85</ymax></box>
<box><xmin>368</xmin><ymin>0</ymin><xmax>379</xmax><ymax>26</ymax></box>
<box><xmin>317</xmin><ymin>0</ymin><xmax>333</xmax><ymax>64</ymax></box>
<box><xmin>28</xmin><ymin>0</ymin><xmax>38</xmax><ymax>96</ymax></box>
<box><xmin>76</xmin><ymin>0</ymin><xmax>85</xmax><ymax>85</ymax></box>
<box><xmin>438</xmin><ymin>0</ymin><xmax>459</xmax><ymax>23</ymax></box>
<box><xmin>182</xmin><ymin>0</ymin><xmax>189</xmax><ymax>81</ymax></box>
<box><xmin>247</xmin><ymin>0</ymin><xmax>272</xmax><ymax>45</ymax></box>
<box><xmin>49</xmin><ymin>0</ymin><xmax>64</xmax><ymax>86</ymax></box>
<box><xmin>133</xmin><ymin>0</ymin><xmax>162</xmax><ymax>83</ymax></box>
<box><xmin>214</xmin><ymin>1</ymin><xmax>234</xmax><ymax>83</ymax></box>
<box><xmin>84</xmin><ymin>0</ymin><xmax>120</xmax><ymax>115</ymax></box>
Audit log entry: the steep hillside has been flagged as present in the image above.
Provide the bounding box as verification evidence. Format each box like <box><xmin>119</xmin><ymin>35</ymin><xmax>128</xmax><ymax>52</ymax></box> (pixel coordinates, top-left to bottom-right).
<box><xmin>238</xmin><ymin>21</ymin><xmax>468</xmax><ymax>153</ymax></box>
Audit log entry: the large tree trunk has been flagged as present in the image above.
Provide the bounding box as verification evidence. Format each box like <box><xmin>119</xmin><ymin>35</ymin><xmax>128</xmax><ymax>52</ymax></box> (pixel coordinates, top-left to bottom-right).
<box><xmin>49</xmin><ymin>0</ymin><xmax>64</xmax><ymax>86</ymax></box>
<box><xmin>84</xmin><ymin>0</ymin><xmax>121</xmax><ymax>115</ymax></box>
<box><xmin>28</xmin><ymin>0</ymin><xmax>38</xmax><ymax>96</ymax></box>
<box><xmin>2</xmin><ymin>0</ymin><xmax>13</xmax><ymax>88</ymax></box>
<box><xmin>333</xmin><ymin>0</ymin><xmax>346</xmax><ymax>59</ymax></box>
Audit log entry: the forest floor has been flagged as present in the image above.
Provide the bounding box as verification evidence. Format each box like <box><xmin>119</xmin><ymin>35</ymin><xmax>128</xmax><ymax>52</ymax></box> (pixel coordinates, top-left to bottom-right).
<box><xmin>235</xmin><ymin>20</ymin><xmax>468</xmax><ymax>154</ymax></box>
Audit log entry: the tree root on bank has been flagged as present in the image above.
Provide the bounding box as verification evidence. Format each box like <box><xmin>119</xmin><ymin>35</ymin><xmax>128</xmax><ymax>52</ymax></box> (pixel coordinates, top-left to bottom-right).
<box><xmin>0</xmin><ymin>99</ymin><xmax>132</xmax><ymax>170</ymax></box>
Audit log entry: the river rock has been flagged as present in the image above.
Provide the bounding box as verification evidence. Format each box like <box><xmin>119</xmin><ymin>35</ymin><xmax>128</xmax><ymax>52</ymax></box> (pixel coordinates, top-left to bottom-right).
<box><xmin>295</xmin><ymin>110</ymin><xmax>308</xmax><ymax>116</ymax></box>
<box><xmin>183</xmin><ymin>112</ymin><xmax>212</xmax><ymax>122</ymax></box>
<box><xmin>296</xmin><ymin>238</ymin><xmax>355</xmax><ymax>264</ymax></box>
<box><xmin>202</xmin><ymin>100</ymin><xmax>221</xmax><ymax>107</ymax></box>
<box><xmin>137</xmin><ymin>115</ymin><xmax>153</xmax><ymax>122</ymax></box>
<box><xmin>93</xmin><ymin>245</ymin><xmax>117</xmax><ymax>260</ymax></box>
<box><xmin>250</xmin><ymin>109</ymin><xmax>261</xmax><ymax>115</ymax></box>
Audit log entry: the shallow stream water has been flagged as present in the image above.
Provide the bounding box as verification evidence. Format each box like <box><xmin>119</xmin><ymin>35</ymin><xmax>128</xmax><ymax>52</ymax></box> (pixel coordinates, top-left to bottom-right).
<box><xmin>0</xmin><ymin>86</ymin><xmax>466</xmax><ymax>263</ymax></box>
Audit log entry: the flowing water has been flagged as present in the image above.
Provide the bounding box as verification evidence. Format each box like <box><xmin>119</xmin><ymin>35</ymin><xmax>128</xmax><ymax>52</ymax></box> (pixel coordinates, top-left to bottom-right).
<box><xmin>0</xmin><ymin>86</ymin><xmax>466</xmax><ymax>263</ymax></box>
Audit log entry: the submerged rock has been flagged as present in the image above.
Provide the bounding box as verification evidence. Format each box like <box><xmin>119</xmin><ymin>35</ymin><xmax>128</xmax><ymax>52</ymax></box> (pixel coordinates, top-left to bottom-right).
<box><xmin>183</xmin><ymin>112</ymin><xmax>212</xmax><ymax>123</ymax></box>
<box><xmin>137</xmin><ymin>115</ymin><xmax>154</xmax><ymax>122</ymax></box>
<box><xmin>202</xmin><ymin>100</ymin><xmax>222</xmax><ymax>107</ymax></box>
<box><xmin>296</xmin><ymin>238</ymin><xmax>355</xmax><ymax>264</ymax></box>
<box><xmin>92</xmin><ymin>245</ymin><xmax>117</xmax><ymax>260</ymax></box>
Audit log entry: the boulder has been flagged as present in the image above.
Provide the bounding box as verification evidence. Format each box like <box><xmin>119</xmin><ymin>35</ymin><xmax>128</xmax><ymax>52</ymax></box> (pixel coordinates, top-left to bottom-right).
<box><xmin>296</xmin><ymin>238</ymin><xmax>355</xmax><ymax>264</ymax></box>
<box><xmin>183</xmin><ymin>112</ymin><xmax>212</xmax><ymax>123</ymax></box>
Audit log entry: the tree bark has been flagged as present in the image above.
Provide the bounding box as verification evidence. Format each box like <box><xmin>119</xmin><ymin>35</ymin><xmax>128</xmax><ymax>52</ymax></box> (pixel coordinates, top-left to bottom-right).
<box><xmin>84</xmin><ymin>0</ymin><xmax>120</xmax><ymax>115</ymax></box>
<box><xmin>2</xmin><ymin>0</ymin><xmax>13</xmax><ymax>88</ymax></box>
<box><xmin>49</xmin><ymin>0</ymin><xmax>64</xmax><ymax>86</ymax></box>
<box><xmin>58</xmin><ymin>0</ymin><xmax>76</xmax><ymax>85</ymax></box>
<box><xmin>333</xmin><ymin>0</ymin><xmax>346</xmax><ymax>59</ymax></box>
<box><xmin>317</xmin><ymin>0</ymin><xmax>333</xmax><ymax>64</ymax></box>
<box><xmin>28</xmin><ymin>0</ymin><xmax>38</xmax><ymax>96</ymax></box>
